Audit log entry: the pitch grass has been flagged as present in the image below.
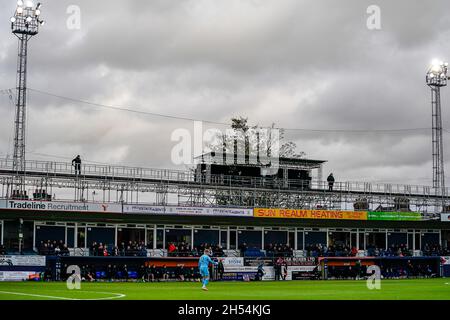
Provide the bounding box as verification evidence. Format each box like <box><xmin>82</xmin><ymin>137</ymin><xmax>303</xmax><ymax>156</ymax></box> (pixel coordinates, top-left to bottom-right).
<box><xmin>0</xmin><ymin>279</ymin><xmax>449</xmax><ymax>300</ymax></box>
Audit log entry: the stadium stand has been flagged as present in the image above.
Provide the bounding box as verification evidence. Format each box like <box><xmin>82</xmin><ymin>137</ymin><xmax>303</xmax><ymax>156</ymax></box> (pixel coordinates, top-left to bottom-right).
<box><xmin>0</xmin><ymin>156</ymin><xmax>449</xmax><ymax>283</ymax></box>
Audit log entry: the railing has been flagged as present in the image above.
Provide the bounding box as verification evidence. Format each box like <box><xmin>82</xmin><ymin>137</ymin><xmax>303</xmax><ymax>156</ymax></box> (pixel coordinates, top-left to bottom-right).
<box><xmin>0</xmin><ymin>157</ymin><xmax>447</xmax><ymax>197</ymax></box>
<box><xmin>0</xmin><ymin>157</ymin><xmax>193</xmax><ymax>182</ymax></box>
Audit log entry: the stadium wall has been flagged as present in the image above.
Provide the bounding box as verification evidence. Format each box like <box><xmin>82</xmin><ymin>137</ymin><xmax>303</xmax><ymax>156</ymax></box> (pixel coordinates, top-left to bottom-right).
<box><xmin>0</xmin><ymin>204</ymin><xmax>449</xmax><ymax>254</ymax></box>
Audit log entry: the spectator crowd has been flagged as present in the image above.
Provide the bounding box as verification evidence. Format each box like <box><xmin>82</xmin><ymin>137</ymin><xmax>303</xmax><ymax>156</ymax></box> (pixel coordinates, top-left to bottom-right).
<box><xmin>90</xmin><ymin>241</ymin><xmax>147</xmax><ymax>257</ymax></box>
<box><xmin>328</xmin><ymin>260</ymin><xmax>437</xmax><ymax>280</ymax></box>
<box><xmin>422</xmin><ymin>244</ymin><xmax>450</xmax><ymax>256</ymax></box>
<box><xmin>167</xmin><ymin>242</ymin><xmax>226</xmax><ymax>257</ymax></box>
<box><xmin>304</xmin><ymin>243</ymin><xmax>450</xmax><ymax>258</ymax></box>
<box><xmin>265</xmin><ymin>243</ymin><xmax>294</xmax><ymax>257</ymax></box>
<box><xmin>59</xmin><ymin>263</ymin><xmax>204</xmax><ymax>283</ymax></box>
<box><xmin>38</xmin><ymin>240</ymin><xmax>70</xmax><ymax>256</ymax></box>
<box><xmin>305</xmin><ymin>244</ymin><xmax>357</xmax><ymax>257</ymax></box>
<box><xmin>366</xmin><ymin>244</ymin><xmax>412</xmax><ymax>257</ymax></box>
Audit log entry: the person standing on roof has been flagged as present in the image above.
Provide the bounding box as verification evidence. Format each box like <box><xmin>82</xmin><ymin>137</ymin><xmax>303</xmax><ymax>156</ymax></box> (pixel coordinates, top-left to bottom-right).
<box><xmin>327</xmin><ymin>173</ymin><xmax>335</xmax><ymax>191</ymax></box>
<box><xmin>72</xmin><ymin>155</ymin><xmax>81</xmax><ymax>175</ymax></box>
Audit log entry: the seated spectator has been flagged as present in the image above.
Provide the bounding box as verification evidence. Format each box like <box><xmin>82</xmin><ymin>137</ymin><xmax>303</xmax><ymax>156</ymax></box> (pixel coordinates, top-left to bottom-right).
<box><xmin>239</xmin><ymin>242</ymin><xmax>248</xmax><ymax>257</ymax></box>
<box><xmin>119</xmin><ymin>242</ymin><xmax>126</xmax><ymax>256</ymax></box>
<box><xmin>111</xmin><ymin>246</ymin><xmax>119</xmax><ymax>256</ymax></box>
<box><xmin>122</xmin><ymin>265</ymin><xmax>129</xmax><ymax>282</ymax></box>
<box><xmin>81</xmin><ymin>265</ymin><xmax>94</xmax><ymax>282</ymax></box>
<box><xmin>214</xmin><ymin>245</ymin><xmax>225</xmax><ymax>257</ymax></box>
<box><xmin>145</xmin><ymin>264</ymin><xmax>156</xmax><ymax>282</ymax></box>
<box><xmin>160</xmin><ymin>265</ymin><xmax>169</xmax><ymax>281</ymax></box>
<box><xmin>97</xmin><ymin>243</ymin><xmax>105</xmax><ymax>256</ymax></box>
<box><xmin>168</xmin><ymin>243</ymin><xmax>177</xmax><ymax>256</ymax></box>
<box><xmin>138</xmin><ymin>264</ymin><xmax>146</xmax><ymax>282</ymax></box>
<box><xmin>106</xmin><ymin>265</ymin><xmax>113</xmax><ymax>281</ymax></box>
<box><xmin>176</xmin><ymin>264</ymin><xmax>186</xmax><ymax>281</ymax></box>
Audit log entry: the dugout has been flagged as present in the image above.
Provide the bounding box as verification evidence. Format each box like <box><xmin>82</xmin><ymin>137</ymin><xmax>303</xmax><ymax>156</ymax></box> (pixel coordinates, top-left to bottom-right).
<box><xmin>319</xmin><ymin>256</ymin><xmax>441</xmax><ymax>280</ymax></box>
<box><xmin>45</xmin><ymin>255</ymin><xmax>201</xmax><ymax>281</ymax></box>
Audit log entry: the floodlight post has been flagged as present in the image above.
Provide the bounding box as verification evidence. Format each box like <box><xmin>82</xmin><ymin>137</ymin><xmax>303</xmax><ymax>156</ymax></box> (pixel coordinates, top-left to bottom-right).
<box><xmin>10</xmin><ymin>0</ymin><xmax>44</xmax><ymax>192</ymax></box>
<box><xmin>426</xmin><ymin>60</ymin><xmax>448</xmax><ymax>198</ymax></box>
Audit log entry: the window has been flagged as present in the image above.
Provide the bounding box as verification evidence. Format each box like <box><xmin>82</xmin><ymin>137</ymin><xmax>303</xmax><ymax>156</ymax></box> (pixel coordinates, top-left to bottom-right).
<box><xmin>220</xmin><ymin>231</ymin><xmax>227</xmax><ymax>249</ymax></box>
<box><xmin>146</xmin><ymin>228</ymin><xmax>154</xmax><ymax>249</ymax></box>
<box><xmin>156</xmin><ymin>229</ymin><xmax>164</xmax><ymax>249</ymax></box>
<box><xmin>77</xmin><ymin>227</ymin><xmax>86</xmax><ymax>248</ymax></box>
<box><xmin>229</xmin><ymin>230</ymin><xmax>237</xmax><ymax>250</ymax></box>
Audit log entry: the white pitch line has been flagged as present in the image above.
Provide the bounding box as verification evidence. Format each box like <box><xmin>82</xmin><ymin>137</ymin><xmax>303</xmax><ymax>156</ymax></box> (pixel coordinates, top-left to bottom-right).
<box><xmin>0</xmin><ymin>290</ymin><xmax>126</xmax><ymax>300</ymax></box>
<box><xmin>83</xmin><ymin>291</ymin><xmax>126</xmax><ymax>300</ymax></box>
<box><xmin>0</xmin><ymin>290</ymin><xmax>76</xmax><ymax>300</ymax></box>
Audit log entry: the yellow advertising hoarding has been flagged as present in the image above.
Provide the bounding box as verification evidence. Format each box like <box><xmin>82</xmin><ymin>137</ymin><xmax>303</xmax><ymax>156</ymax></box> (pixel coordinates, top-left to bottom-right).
<box><xmin>254</xmin><ymin>208</ymin><xmax>368</xmax><ymax>221</ymax></box>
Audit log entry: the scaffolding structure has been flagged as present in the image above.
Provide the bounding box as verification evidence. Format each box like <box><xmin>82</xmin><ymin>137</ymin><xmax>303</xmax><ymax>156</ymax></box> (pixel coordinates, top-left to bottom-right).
<box><xmin>0</xmin><ymin>157</ymin><xmax>447</xmax><ymax>220</ymax></box>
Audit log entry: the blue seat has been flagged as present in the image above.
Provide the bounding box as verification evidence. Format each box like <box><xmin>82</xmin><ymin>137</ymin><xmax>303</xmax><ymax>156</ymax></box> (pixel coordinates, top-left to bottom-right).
<box><xmin>244</xmin><ymin>248</ymin><xmax>265</xmax><ymax>257</ymax></box>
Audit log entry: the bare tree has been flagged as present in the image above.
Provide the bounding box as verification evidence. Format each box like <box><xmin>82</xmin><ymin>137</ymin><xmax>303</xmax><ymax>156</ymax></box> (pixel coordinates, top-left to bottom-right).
<box><xmin>208</xmin><ymin>117</ymin><xmax>305</xmax><ymax>159</ymax></box>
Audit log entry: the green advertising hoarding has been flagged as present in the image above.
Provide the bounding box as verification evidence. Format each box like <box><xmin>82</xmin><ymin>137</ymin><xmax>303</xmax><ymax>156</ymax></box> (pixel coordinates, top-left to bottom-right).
<box><xmin>368</xmin><ymin>211</ymin><xmax>422</xmax><ymax>221</ymax></box>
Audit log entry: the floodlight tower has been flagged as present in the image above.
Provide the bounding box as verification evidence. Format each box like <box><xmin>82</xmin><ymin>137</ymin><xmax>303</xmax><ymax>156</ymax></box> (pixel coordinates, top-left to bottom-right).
<box><xmin>426</xmin><ymin>60</ymin><xmax>449</xmax><ymax>197</ymax></box>
<box><xmin>10</xmin><ymin>0</ymin><xmax>44</xmax><ymax>191</ymax></box>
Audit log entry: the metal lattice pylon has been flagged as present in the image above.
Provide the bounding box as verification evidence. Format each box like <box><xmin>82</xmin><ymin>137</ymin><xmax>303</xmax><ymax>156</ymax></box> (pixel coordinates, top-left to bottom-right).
<box><xmin>13</xmin><ymin>33</ymin><xmax>29</xmax><ymax>178</ymax></box>
<box><xmin>430</xmin><ymin>86</ymin><xmax>445</xmax><ymax>192</ymax></box>
<box><xmin>10</xmin><ymin>2</ymin><xmax>44</xmax><ymax>192</ymax></box>
<box><xmin>426</xmin><ymin>61</ymin><xmax>448</xmax><ymax>198</ymax></box>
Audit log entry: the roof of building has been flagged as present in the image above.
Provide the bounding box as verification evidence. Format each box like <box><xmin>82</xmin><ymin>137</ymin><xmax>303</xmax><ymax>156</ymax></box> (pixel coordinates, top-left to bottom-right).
<box><xmin>196</xmin><ymin>152</ymin><xmax>326</xmax><ymax>169</ymax></box>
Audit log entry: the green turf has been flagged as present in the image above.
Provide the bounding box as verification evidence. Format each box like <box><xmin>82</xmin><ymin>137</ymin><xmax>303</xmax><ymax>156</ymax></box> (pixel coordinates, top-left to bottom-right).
<box><xmin>0</xmin><ymin>279</ymin><xmax>449</xmax><ymax>300</ymax></box>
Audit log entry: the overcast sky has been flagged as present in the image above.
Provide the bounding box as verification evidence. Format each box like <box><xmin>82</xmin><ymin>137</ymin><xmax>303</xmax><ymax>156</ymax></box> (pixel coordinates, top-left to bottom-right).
<box><xmin>0</xmin><ymin>0</ymin><xmax>450</xmax><ymax>186</ymax></box>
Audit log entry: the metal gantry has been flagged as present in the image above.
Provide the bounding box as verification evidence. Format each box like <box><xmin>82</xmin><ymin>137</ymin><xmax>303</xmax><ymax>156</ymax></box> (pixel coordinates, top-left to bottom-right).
<box><xmin>3</xmin><ymin>9</ymin><xmax>450</xmax><ymax>219</ymax></box>
<box><xmin>0</xmin><ymin>158</ymin><xmax>447</xmax><ymax>219</ymax></box>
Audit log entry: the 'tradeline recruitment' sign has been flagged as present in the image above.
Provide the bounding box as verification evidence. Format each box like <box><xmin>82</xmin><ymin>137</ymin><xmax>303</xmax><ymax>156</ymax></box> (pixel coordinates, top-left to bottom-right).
<box><xmin>0</xmin><ymin>200</ymin><xmax>122</xmax><ymax>213</ymax></box>
<box><xmin>254</xmin><ymin>208</ymin><xmax>368</xmax><ymax>220</ymax></box>
<box><xmin>124</xmin><ymin>205</ymin><xmax>253</xmax><ymax>217</ymax></box>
